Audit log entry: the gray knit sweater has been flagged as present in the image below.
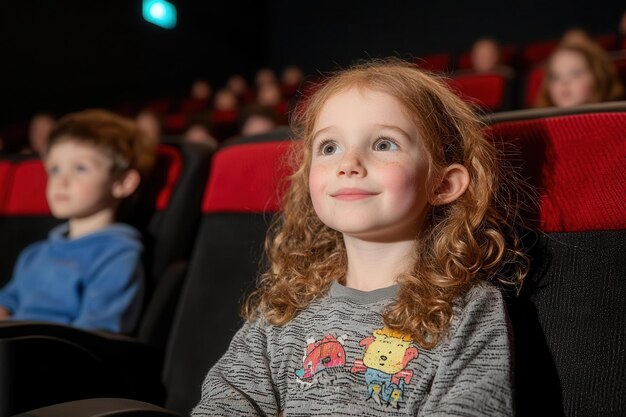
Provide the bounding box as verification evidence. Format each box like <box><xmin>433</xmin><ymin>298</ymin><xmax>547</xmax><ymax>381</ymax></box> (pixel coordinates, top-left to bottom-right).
<box><xmin>193</xmin><ymin>281</ymin><xmax>513</xmax><ymax>416</ymax></box>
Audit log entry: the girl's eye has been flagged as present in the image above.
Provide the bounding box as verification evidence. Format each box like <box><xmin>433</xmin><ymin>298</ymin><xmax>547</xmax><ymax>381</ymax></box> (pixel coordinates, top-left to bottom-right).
<box><xmin>319</xmin><ymin>140</ymin><xmax>341</xmax><ymax>156</ymax></box>
<box><xmin>47</xmin><ymin>166</ymin><xmax>59</xmax><ymax>176</ymax></box>
<box><xmin>75</xmin><ymin>164</ymin><xmax>88</xmax><ymax>173</ymax></box>
<box><xmin>374</xmin><ymin>138</ymin><xmax>398</xmax><ymax>152</ymax></box>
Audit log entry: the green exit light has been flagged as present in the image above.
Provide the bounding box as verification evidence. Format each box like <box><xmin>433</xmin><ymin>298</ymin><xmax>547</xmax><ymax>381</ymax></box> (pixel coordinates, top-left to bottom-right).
<box><xmin>143</xmin><ymin>0</ymin><xmax>177</xmax><ymax>29</ymax></box>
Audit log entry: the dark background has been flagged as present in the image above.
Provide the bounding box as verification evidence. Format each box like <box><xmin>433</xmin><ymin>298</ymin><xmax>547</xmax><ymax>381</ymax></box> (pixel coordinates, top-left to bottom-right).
<box><xmin>1</xmin><ymin>0</ymin><xmax>623</xmax><ymax>128</ymax></box>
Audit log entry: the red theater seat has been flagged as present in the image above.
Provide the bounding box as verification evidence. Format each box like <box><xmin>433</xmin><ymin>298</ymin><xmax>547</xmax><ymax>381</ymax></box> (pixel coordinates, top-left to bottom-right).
<box><xmin>0</xmin><ymin>159</ymin><xmax>62</xmax><ymax>287</ymax></box>
<box><xmin>486</xmin><ymin>105</ymin><xmax>626</xmax><ymax>416</ymax></box>
<box><xmin>0</xmin><ymin>160</ymin><xmax>13</xmax><ymax>213</ymax></box>
<box><xmin>144</xmin><ymin>97</ymin><xmax>172</xmax><ymax>115</ymax></box>
<box><xmin>415</xmin><ymin>53</ymin><xmax>451</xmax><ymax>72</ymax></box>
<box><xmin>3</xmin><ymin>159</ymin><xmax>50</xmax><ymax>216</ymax></box>
<box><xmin>202</xmin><ymin>142</ymin><xmax>292</xmax><ymax>213</ymax></box>
<box><xmin>488</xmin><ymin>111</ymin><xmax>625</xmax><ymax>232</ymax></box>
<box><xmin>178</xmin><ymin>97</ymin><xmax>208</xmax><ymax>114</ymax></box>
<box><xmin>210</xmin><ymin>110</ymin><xmax>239</xmax><ymax>141</ymax></box>
<box><xmin>163</xmin><ymin>113</ymin><xmax>188</xmax><ymax>134</ymax></box>
<box><xmin>612</xmin><ymin>53</ymin><xmax>626</xmax><ymax>90</ymax></box>
<box><xmin>524</xmin><ymin>65</ymin><xmax>545</xmax><ymax>108</ymax></box>
<box><xmin>521</xmin><ymin>39</ymin><xmax>558</xmax><ymax>67</ymax></box>
<box><xmin>594</xmin><ymin>33</ymin><xmax>617</xmax><ymax>50</ymax></box>
<box><xmin>448</xmin><ymin>72</ymin><xmax>511</xmax><ymax>111</ymax></box>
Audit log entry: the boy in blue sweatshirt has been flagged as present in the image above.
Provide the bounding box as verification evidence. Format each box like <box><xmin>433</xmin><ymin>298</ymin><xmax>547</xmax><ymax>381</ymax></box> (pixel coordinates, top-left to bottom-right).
<box><xmin>0</xmin><ymin>109</ymin><xmax>155</xmax><ymax>334</ymax></box>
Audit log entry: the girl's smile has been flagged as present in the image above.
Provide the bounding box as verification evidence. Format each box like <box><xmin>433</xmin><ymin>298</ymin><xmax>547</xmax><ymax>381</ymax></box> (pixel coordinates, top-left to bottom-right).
<box><xmin>330</xmin><ymin>188</ymin><xmax>380</xmax><ymax>200</ymax></box>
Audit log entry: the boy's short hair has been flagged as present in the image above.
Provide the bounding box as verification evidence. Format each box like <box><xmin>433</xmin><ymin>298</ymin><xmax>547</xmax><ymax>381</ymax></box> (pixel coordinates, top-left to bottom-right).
<box><xmin>48</xmin><ymin>109</ymin><xmax>156</xmax><ymax>178</ymax></box>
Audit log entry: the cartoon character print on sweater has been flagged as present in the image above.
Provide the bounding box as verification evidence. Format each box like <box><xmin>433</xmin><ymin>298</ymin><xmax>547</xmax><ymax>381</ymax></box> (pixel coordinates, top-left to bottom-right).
<box><xmin>351</xmin><ymin>326</ymin><xmax>419</xmax><ymax>409</ymax></box>
<box><xmin>294</xmin><ymin>334</ymin><xmax>347</xmax><ymax>388</ymax></box>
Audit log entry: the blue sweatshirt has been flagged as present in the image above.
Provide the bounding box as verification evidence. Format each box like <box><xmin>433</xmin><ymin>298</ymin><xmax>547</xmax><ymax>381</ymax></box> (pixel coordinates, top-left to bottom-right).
<box><xmin>0</xmin><ymin>223</ymin><xmax>144</xmax><ymax>334</ymax></box>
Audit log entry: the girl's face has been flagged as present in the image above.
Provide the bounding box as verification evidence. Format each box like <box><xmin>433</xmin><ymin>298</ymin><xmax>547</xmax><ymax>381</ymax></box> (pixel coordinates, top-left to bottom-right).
<box><xmin>548</xmin><ymin>50</ymin><xmax>596</xmax><ymax>108</ymax></box>
<box><xmin>308</xmin><ymin>88</ymin><xmax>432</xmax><ymax>242</ymax></box>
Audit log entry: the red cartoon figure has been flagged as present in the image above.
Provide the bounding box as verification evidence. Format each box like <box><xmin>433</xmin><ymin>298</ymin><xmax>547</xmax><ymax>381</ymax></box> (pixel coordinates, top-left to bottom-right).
<box><xmin>295</xmin><ymin>334</ymin><xmax>347</xmax><ymax>383</ymax></box>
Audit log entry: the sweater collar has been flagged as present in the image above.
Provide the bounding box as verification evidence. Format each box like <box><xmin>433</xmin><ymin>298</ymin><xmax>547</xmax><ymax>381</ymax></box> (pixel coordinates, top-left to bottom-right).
<box><xmin>329</xmin><ymin>280</ymin><xmax>399</xmax><ymax>304</ymax></box>
<box><xmin>49</xmin><ymin>222</ymin><xmax>140</xmax><ymax>243</ymax></box>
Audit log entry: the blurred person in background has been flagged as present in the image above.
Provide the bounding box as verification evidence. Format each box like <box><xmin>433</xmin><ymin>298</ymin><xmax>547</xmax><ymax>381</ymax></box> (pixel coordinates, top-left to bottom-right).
<box><xmin>470</xmin><ymin>38</ymin><xmax>501</xmax><ymax>72</ymax></box>
<box><xmin>280</xmin><ymin>65</ymin><xmax>304</xmax><ymax>99</ymax></box>
<box><xmin>190</xmin><ymin>79</ymin><xmax>212</xmax><ymax>102</ymax></box>
<box><xmin>464</xmin><ymin>37</ymin><xmax>515</xmax><ymax>83</ymax></box>
<box><xmin>183</xmin><ymin>122</ymin><xmax>218</xmax><ymax>150</ymax></box>
<box><xmin>23</xmin><ymin>112</ymin><xmax>57</xmax><ymax>157</ymax></box>
<box><xmin>535</xmin><ymin>42</ymin><xmax>623</xmax><ymax>108</ymax></box>
<box><xmin>238</xmin><ymin>104</ymin><xmax>279</xmax><ymax>137</ymax></box>
<box><xmin>226</xmin><ymin>74</ymin><xmax>253</xmax><ymax>105</ymax></box>
<box><xmin>560</xmin><ymin>27</ymin><xmax>596</xmax><ymax>48</ymax></box>
<box><xmin>255</xmin><ymin>67</ymin><xmax>278</xmax><ymax>87</ymax></box>
<box><xmin>213</xmin><ymin>88</ymin><xmax>239</xmax><ymax>112</ymax></box>
<box><xmin>135</xmin><ymin>108</ymin><xmax>163</xmax><ymax>148</ymax></box>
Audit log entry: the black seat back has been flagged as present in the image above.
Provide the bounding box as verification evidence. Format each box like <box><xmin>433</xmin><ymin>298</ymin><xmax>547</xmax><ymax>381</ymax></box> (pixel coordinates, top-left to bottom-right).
<box><xmin>161</xmin><ymin>132</ymin><xmax>294</xmax><ymax>414</ymax></box>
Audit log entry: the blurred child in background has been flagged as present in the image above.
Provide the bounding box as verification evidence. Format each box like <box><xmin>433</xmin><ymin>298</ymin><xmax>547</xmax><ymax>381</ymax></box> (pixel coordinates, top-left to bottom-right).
<box><xmin>536</xmin><ymin>42</ymin><xmax>623</xmax><ymax>108</ymax></box>
<box><xmin>0</xmin><ymin>109</ymin><xmax>155</xmax><ymax>334</ymax></box>
<box><xmin>23</xmin><ymin>112</ymin><xmax>57</xmax><ymax>157</ymax></box>
<box><xmin>238</xmin><ymin>104</ymin><xmax>279</xmax><ymax>137</ymax></box>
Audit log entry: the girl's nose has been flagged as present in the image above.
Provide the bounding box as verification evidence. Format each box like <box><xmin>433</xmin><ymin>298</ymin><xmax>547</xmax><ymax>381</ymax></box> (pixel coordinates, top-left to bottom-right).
<box><xmin>337</xmin><ymin>151</ymin><xmax>365</xmax><ymax>177</ymax></box>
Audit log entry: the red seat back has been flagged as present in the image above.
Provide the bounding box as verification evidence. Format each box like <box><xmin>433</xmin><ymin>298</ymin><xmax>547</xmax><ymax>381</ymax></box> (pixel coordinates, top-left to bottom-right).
<box><xmin>524</xmin><ymin>65</ymin><xmax>545</xmax><ymax>108</ymax></box>
<box><xmin>0</xmin><ymin>161</ymin><xmax>14</xmax><ymax>214</ymax></box>
<box><xmin>153</xmin><ymin>145</ymin><xmax>183</xmax><ymax>211</ymax></box>
<box><xmin>488</xmin><ymin>111</ymin><xmax>626</xmax><ymax>232</ymax></box>
<box><xmin>521</xmin><ymin>40</ymin><xmax>558</xmax><ymax>67</ymax></box>
<box><xmin>202</xmin><ymin>141</ymin><xmax>293</xmax><ymax>214</ymax></box>
<box><xmin>448</xmin><ymin>73</ymin><xmax>509</xmax><ymax>111</ymax></box>
<box><xmin>612</xmin><ymin>54</ymin><xmax>626</xmax><ymax>90</ymax></box>
<box><xmin>594</xmin><ymin>33</ymin><xmax>617</xmax><ymax>50</ymax></box>
<box><xmin>415</xmin><ymin>53</ymin><xmax>451</xmax><ymax>72</ymax></box>
<box><xmin>3</xmin><ymin>160</ymin><xmax>50</xmax><ymax>216</ymax></box>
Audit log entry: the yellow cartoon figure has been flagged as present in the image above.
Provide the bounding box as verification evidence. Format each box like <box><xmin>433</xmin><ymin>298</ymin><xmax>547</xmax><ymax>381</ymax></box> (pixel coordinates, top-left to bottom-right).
<box><xmin>351</xmin><ymin>327</ymin><xmax>418</xmax><ymax>409</ymax></box>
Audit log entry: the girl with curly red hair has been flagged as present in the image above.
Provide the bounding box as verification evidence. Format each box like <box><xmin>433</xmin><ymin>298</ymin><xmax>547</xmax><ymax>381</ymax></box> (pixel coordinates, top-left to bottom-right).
<box><xmin>194</xmin><ymin>58</ymin><xmax>528</xmax><ymax>416</ymax></box>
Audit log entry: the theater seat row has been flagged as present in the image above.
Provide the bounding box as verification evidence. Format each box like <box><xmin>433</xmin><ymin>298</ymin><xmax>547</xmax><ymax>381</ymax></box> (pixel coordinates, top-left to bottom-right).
<box><xmin>418</xmin><ymin>33</ymin><xmax>624</xmax><ymax>73</ymax></box>
<box><xmin>1</xmin><ymin>106</ymin><xmax>625</xmax><ymax>416</ymax></box>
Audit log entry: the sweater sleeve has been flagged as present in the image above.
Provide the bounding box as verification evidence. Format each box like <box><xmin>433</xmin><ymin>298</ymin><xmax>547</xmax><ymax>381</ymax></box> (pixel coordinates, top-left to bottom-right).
<box><xmin>419</xmin><ymin>285</ymin><xmax>513</xmax><ymax>417</ymax></box>
<box><xmin>72</xmin><ymin>248</ymin><xmax>144</xmax><ymax>334</ymax></box>
<box><xmin>192</xmin><ymin>319</ymin><xmax>280</xmax><ymax>417</ymax></box>
<box><xmin>0</xmin><ymin>275</ymin><xmax>20</xmax><ymax>314</ymax></box>
<box><xmin>0</xmin><ymin>247</ymin><xmax>32</xmax><ymax>313</ymax></box>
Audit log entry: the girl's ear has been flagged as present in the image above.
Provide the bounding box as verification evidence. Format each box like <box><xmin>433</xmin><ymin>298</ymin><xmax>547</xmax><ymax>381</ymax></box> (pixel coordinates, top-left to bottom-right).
<box><xmin>429</xmin><ymin>163</ymin><xmax>470</xmax><ymax>206</ymax></box>
<box><xmin>112</xmin><ymin>169</ymin><xmax>141</xmax><ymax>199</ymax></box>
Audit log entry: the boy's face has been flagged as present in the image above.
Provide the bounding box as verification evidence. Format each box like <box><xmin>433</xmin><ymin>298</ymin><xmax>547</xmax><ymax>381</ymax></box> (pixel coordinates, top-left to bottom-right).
<box><xmin>308</xmin><ymin>87</ymin><xmax>432</xmax><ymax>242</ymax></box>
<box><xmin>45</xmin><ymin>139</ymin><xmax>117</xmax><ymax>220</ymax></box>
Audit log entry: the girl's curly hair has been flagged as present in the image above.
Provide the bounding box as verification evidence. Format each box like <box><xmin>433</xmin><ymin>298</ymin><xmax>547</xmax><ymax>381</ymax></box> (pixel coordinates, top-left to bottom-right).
<box><xmin>243</xmin><ymin>58</ymin><xmax>529</xmax><ymax>349</ymax></box>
